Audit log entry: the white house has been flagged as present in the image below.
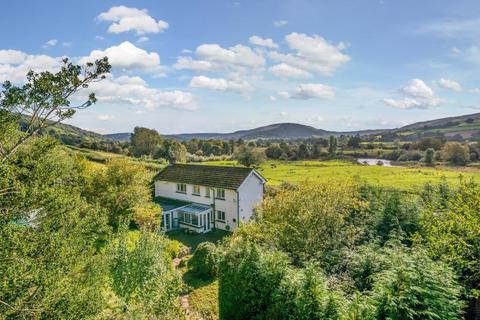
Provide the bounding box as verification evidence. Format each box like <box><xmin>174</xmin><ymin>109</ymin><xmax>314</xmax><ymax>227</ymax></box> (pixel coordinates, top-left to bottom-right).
<box><xmin>154</xmin><ymin>164</ymin><xmax>266</xmax><ymax>233</ymax></box>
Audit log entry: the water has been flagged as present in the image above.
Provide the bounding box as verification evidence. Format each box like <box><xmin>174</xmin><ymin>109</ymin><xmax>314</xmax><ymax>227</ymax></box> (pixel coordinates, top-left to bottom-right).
<box><xmin>357</xmin><ymin>158</ymin><xmax>394</xmax><ymax>167</ymax></box>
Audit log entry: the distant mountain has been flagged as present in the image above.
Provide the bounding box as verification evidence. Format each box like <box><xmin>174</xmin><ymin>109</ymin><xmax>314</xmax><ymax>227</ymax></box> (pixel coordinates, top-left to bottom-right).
<box><xmin>26</xmin><ymin>112</ymin><xmax>480</xmax><ymax>143</ymax></box>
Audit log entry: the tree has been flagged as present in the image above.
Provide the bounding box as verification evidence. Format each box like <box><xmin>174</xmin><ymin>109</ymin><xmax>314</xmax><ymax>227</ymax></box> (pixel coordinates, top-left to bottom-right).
<box><xmin>86</xmin><ymin>158</ymin><xmax>154</xmax><ymax>229</ymax></box>
<box><xmin>442</xmin><ymin>142</ymin><xmax>469</xmax><ymax>165</ymax></box>
<box><xmin>0</xmin><ymin>57</ymin><xmax>111</xmax><ymax>162</ymax></box>
<box><xmin>109</xmin><ymin>230</ymin><xmax>182</xmax><ymax>317</ymax></box>
<box><xmin>129</xmin><ymin>127</ymin><xmax>162</xmax><ymax>158</ymax></box>
<box><xmin>265</xmin><ymin>144</ymin><xmax>284</xmax><ymax>159</ymax></box>
<box><xmin>255</xmin><ymin>182</ymin><xmax>370</xmax><ymax>265</ymax></box>
<box><xmin>424</xmin><ymin>148</ymin><xmax>435</xmax><ymax>166</ymax></box>
<box><xmin>347</xmin><ymin>135</ymin><xmax>362</xmax><ymax>150</ymax></box>
<box><xmin>159</xmin><ymin>140</ymin><xmax>187</xmax><ymax>163</ymax></box>
<box><xmin>233</xmin><ymin>145</ymin><xmax>265</xmax><ymax>167</ymax></box>
<box><xmin>328</xmin><ymin>136</ymin><xmax>337</xmax><ymax>156</ymax></box>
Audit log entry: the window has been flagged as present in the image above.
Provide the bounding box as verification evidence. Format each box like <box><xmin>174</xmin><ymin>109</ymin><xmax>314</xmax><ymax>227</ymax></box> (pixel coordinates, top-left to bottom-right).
<box><xmin>215</xmin><ymin>188</ymin><xmax>225</xmax><ymax>200</ymax></box>
<box><xmin>176</xmin><ymin>183</ymin><xmax>186</xmax><ymax>193</ymax></box>
<box><xmin>193</xmin><ymin>185</ymin><xmax>200</xmax><ymax>196</ymax></box>
<box><xmin>216</xmin><ymin>210</ymin><xmax>226</xmax><ymax>221</ymax></box>
<box><xmin>192</xmin><ymin>214</ymin><xmax>199</xmax><ymax>226</ymax></box>
<box><xmin>205</xmin><ymin>188</ymin><xmax>211</xmax><ymax>198</ymax></box>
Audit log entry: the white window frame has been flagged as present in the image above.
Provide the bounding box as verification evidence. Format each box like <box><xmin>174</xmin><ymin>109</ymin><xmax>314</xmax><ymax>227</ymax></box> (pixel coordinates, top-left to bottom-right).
<box><xmin>205</xmin><ymin>187</ymin><xmax>211</xmax><ymax>198</ymax></box>
<box><xmin>216</xmin><ymin>210</ymin><xmax>226</xmax><ymax>221</ymax></box>
<box><xmin>215</xmin><ymin>188</ymin><xmax>225</xmax><ymax>200</ymax></box>
<box><xmin>176</xmin><ymin>183</ymin><xmax>187</xmax><ymax>193</ymax></box>
<box><xmin>193</xmin><ymin>185</ymin><xmax>200</xmax><ymax>196</ymax></box>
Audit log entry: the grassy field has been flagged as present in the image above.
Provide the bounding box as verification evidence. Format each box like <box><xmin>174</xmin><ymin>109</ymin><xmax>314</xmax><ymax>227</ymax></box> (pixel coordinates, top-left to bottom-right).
<box><xmin>70</xmin><ymin>147</ymin><xmax>480</xmax><ymax>191</ymax></box>
<box><xmin>202</xmin><ymin>160</ymin><xmax>480</xmax><ymax>191</ymax></box>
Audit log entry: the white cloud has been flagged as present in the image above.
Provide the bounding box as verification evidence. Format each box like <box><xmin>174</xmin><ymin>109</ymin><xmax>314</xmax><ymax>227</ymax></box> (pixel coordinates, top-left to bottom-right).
<box><xmin>0</xmin><ymin>50</ymin><xmax>61</xmax><ymax>83</ymax></box>
<box><xmin>280</xmin><ymin>83</ymin><xmax>335</xmax><ymax>100</ymax></box>
<box><xmin>273</xmin><ymin>20</ymin><xmax>288</xmax><ymax>27</ymax></box>
<box><xmin>269</xmin><ymin>63</ymin><xmax>311</xmax><ymax>79</ymax></box>
<box><xmin>84</xmin><ymin>74</ymin><xmax>196</xmax><ymax>110</ymax></box>
<box><xmin>137</xmin><ymin>36</ymin><xmax>149</xmax><ymax>43</ymax></box>
<box><xmin>269</xmin><ymin>95</ymin><xmax>277</xmax><ymax>101</ymax></box>
<box><xmin>249</xmin><ymin>35</ymin><xmax>278</xmax><ymax>48</ymax></box>
<box><xmin>436</xmin><ymin>78</ymin><xmax>462</xmax><ymax>92</ymax></box>
<box><xmin>62</xmin><ymin>42</ymin><xmax>72</xmax><ymax>47</ymax></box>
<box><xmin>42</xmin><ymin>39</ymin><xmax>58</xmax><ymax>49</ymax></box>
<box><xmin>79</xmin><ymin>41</ymin><xmax>162</xmax><ymax>73</ymax></box>
<box><xmin>189</xmin><ymin>75</ymin><xmax>251</xmax><ymax>94</ymax></box>
<box><xmin>382</xmin><ymin>79</ymin><xmax>443</xmax><ymax>109</ymax></box>
<box><xmin>0</xmin><ymin>49</ymin><xmax>27</xmax><ymax>64</ymax></box>
<box><xmin>174</xmin><ymin>56</ymin><xmax>216</xmax><ymax>72</ymax></box>
<box><xmin>97</xmin><ymin>114</ymin><xmax>115</xmax><ymax>121</ymax></box>
<box><xmin>98</xmin><ymin>6</ymin><xmax>169</xmax><ymax>35</ymax></box>
<box><xmin>196</xmin><ymin>44</ymin><xmax>265</xmax><ymax>68</ymax></box>
<box><xmin>280</xmin><ymin>111</ymin><xmax>287</xmax><ymax>116</ymax></box>
<box><xmin>174</xmin><ymin>43</ymin><xmax>265</xmax><ymax>73</ymax></box>
<box><xmin>269</xmin><ymin>32</ymin><xmax>350</xmax><ymax>76</ymax></box>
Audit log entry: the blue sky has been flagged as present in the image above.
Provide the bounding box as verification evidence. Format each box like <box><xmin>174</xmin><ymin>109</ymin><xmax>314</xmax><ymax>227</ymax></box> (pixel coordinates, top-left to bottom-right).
<box><xmin>2</xmin><ymin>0</ymin><xmax>480</xmax><ymax>134</ymax></box>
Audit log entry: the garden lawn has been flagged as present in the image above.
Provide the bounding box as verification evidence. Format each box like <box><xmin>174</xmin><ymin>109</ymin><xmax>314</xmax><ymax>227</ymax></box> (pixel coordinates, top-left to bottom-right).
<box><xmin>202</xmin><ymin>160</ymin><xmax>480</xmax><ymax>191</ymax></box>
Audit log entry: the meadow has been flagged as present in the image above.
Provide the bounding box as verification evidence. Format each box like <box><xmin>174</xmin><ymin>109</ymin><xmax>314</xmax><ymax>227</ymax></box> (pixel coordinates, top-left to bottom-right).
<box><xmin>203</xmin><ymin>160</ymin><xmax>480</xmax><ymax>191</ymax></box>
<box><xmin>68</xmin><ymin>147</ymin><xmax>480</xmax><ymax>191</ymax></box>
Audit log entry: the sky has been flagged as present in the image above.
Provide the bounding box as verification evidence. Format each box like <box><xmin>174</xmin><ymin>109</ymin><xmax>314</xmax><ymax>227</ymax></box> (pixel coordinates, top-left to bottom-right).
<box><xmin>2</xmin><ymin>0</ymin><xmax>480</xmax><ymax>134</ymax></box>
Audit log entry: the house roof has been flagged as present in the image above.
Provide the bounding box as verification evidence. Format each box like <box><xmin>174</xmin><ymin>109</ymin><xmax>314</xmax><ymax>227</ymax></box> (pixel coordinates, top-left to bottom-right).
<box><xmin>154</xmin><ymin>164</ymin><xmax>265</xmax><ymax>190</ymax></box>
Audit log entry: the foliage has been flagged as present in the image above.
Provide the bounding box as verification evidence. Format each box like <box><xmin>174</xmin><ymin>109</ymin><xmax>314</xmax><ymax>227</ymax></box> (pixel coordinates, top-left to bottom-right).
<box><xmin>218</xmin><ymin>239</ymin><xmax>291</xmax><ymax>320</ymax></box>
<box><xmin>254</xmin><ymin>182</ymin><xmax>370</xmax><ymax>266</ymax></box>
<box><xmin>420</xmin><ymin>180</ymin><xmax>480</xmax><ymax>295</ymax></box>
<box><xmin>189</xmin><ymin>242</ymin><xmax>219</xmax><ymax>280</ymax></box>
<box><xmin>133</xmin><ymin>202</ymin><xmax>162</xmax><ymax>231</ymax></box>
<box><xmin>188</xmin><ymin>281</ymin><xmax>219</xmax><ymax>320</ymax></box>
<box><xmin>129</xmin><ymin>126</ymin><xmax>162</xmax><ymax>157</ymax></box>
<box><xmin>442</xmin><ymin>142</ymin><xmax>470</xmax><ymax>165</ymax></box>
<box><xmin>371</xmin><ymin>245</ymin><xmax>463</xmax><ymax>320</ymax></box>
<box><xmin>160</xmin><ymin>139</ymin><xmax>188</xmax><ymax>163</ymax></box>
<box><xmin>0</xmin><ymin>57</ymin><xmax>110</xmax><ymax>161</ymax></box>
<box><xmin>233</xmin><ymin>145</ymin><xmax>265</xmax><ymax>167</ymax></box>
<box><xmin>109</xmin><ymin>229</ymin><xmax>183</xmax><ymax>318</ymax></box>
<box><xmin>424</xmin><ymin>147</ymin><xmax>435</xmax><ymax>165</ymax></box>
<box><xmin>85</xmin><ymin>157</ymin><xmax>154</xmax><ymax>229</ymax></box>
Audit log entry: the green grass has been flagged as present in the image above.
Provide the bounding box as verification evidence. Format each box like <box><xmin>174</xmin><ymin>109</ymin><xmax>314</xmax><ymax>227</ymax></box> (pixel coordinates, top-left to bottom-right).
<box><xmin>166</xmin><ymin>229</ymin><xmax>229</xmax><ymax>251</ymax></box>
<box><xmin>202</xmin><ymin>160</ymin><xmax>480</xmax><ymax>191</ymax></box>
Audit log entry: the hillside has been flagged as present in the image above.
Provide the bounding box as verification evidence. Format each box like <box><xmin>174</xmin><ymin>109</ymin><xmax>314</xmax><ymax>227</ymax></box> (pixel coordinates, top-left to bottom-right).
<box><xmin>19</xmin><ymin>117</ymin><xmax>110</xmax><ymax>145</ymax></box>
<box><xmin>25</xmin><ymin>112</ymin><xmax>480</xmax><ymax>143</ymax></box>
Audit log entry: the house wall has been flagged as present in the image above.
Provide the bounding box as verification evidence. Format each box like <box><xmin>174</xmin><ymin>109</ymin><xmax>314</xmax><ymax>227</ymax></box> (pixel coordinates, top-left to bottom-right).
<box><xmin>155</xmin><ymin>181</ymin><xmax>239</xmax><ymax>231</ymax></box>
<box><xmin>237</xmin><ymin>173</ymin><xmax>264</xmax><ymax>225</ymax></box>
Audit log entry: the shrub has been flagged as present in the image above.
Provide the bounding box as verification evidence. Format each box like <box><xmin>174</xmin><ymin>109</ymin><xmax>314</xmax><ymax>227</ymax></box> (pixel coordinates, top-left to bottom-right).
<box><xmin>189</xmin><ymin>242</ymin><xmax>219</xmax><ymax>279</ymax></box>
<box><xmin>441</xmin><ymin>142</ymin><xmax>469</xmax><ymax>165</ymax></box>
<box><xmin>218</xmin><ymin>240</ymin><xmax>290</xmax><ymax>319</ymax></box>
<box><xmin>164</xmin><ymin>239</ymin><xmax>185</xmax><ymax>259</ymax></box>
<box><xmin>371</xmin><ymin>246</ymin><xmax>464</xmax><ymax>320</ymax></box>
<box><xmin>397</xmin><ymin>150</ymin><xmax>423</xmax><ymax>161</ymax></box>
<box><xmin>424</xmin><ymin>148</ymin><xmax>435</xmax><ymax>166</ymax></box>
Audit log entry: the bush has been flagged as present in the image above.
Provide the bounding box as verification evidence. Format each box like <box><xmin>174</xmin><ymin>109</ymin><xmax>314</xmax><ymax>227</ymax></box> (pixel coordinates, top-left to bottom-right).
<box><xmin>397</xmin><ymin>150</ymin><xmax>423</xmax><ymax>161</ymax></box>
<box><xmin>424</xmin><ymin>148</ymin><xmax>435</xmax><ymax>166</ymax></box>
<box><xmin>189</xmin><ymin>242</ymin><xmax>219</xmax><ymax>279</ymax></box>
<box><xmin>371</xmin><ymin>246</ymin><xmax>464</xmax><ymax>320</ymax></box>
<box><xmin>441</xmin><ymin>142</ymin><xmax>469</xmax><ymax>165</ymax></box>
<box><xmin>218</xmin><ymin>240</ymin><xmax>290</xmax><ymax>319</ymax></box>
<box><xmin>164</xmin><ymin>239</ymin><xmax>185</xmax><ymax>259</ymax></box>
